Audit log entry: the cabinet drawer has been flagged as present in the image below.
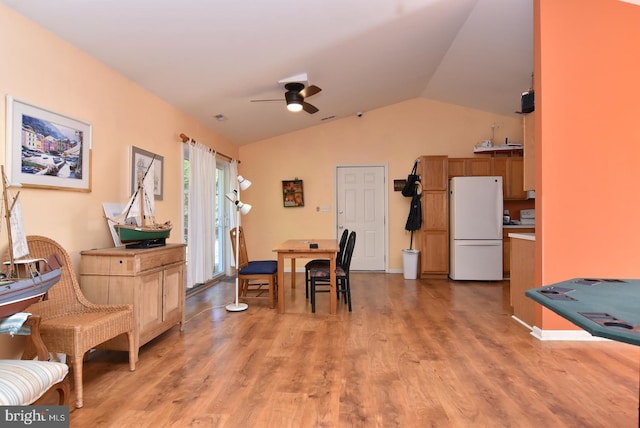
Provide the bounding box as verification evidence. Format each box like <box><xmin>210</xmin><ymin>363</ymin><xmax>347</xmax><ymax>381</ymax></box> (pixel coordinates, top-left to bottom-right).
<box><xmin>80</xmin><ymin>244</ymin><xmax>186</xmax><ymax>276</ymax></box>
<box><xmin>137</xmin><ymin>247</ymin><xmax>185</xmax><ymax>272</ymax></box>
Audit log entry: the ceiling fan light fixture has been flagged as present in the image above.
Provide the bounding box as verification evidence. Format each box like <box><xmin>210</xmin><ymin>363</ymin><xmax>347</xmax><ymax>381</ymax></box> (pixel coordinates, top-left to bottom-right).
<box><xmin>285</xmin><ymin>91</ymin><xmax>304</xmax><ymax>112</ymax></box>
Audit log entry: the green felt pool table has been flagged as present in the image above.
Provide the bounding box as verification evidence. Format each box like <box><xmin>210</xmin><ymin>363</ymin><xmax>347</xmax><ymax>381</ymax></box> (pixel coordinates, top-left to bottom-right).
<box><xmin>527</xmin><ymin>278</ymin><xmax>640</xmax><ymax>426</ymax></box>
<box><xmin>526</xmin><ymin>278</ymin><xmax>640</xmax><ymax>346</ymax></box>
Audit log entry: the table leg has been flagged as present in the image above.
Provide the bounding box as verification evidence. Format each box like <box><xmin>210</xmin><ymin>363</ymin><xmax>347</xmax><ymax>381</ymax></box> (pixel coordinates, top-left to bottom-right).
<box><xmin>330</xmin><ymin>253</ymin><xmax>337</xmax><ymax>314</ymax></box>
<box><xmin>277</xmin><ymin>253</ymin><xmax>285</xmax><ymax>313</ymax></box>
<box><xmin>291</xmin><ymin>258</ymin><xmax>296</xmax><ymax>289</ymax></box>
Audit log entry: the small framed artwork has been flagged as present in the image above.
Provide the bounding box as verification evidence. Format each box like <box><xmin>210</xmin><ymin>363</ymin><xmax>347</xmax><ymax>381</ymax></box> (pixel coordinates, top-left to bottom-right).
<box><xmin>131</xmin><ymin>146</ymin><xmax>164</xmax><ymax>200</ymax></box>
<box><xmin>394</xmin><ymin>179</ymin><xmax>407</xmax><ymax>192</ymax></box>
<box><xmin>5</xmin><ymin>96</ymin><xmax>92</xmax><ymax>192</ymax></box>
<box><xmin>282</xmin><ymin>179</ymin><xmax>304</xmax><ymax>207</ymax></box>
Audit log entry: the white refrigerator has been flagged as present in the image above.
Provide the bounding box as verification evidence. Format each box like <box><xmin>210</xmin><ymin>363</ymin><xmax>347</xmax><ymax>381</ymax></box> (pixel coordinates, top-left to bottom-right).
<box><xmin>449</xmin><ymin>176</ymin><xmax>503</xmax><ymax>280</ymax></box>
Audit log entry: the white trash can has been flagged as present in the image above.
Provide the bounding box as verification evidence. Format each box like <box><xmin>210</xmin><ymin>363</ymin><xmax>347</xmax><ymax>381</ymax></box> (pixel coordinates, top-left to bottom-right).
<box><xmin>402</xmin><ymin>249</ymin><xmax>419</xmax><ymax>280</ymax></box>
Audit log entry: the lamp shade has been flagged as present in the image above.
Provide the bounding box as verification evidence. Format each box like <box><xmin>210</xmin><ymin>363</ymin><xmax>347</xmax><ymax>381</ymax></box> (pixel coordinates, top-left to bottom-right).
<box><xmin>238</xmin><ymin>175</ymin><xmax>252</xmax><ymax>190</ymax></box>
<box><xmin>237</xmin><ymin>201</ymin><xmax>252</xmax><ymax>215</ymax></box>
<box><xmin>225</xmin><ymin>190</ymin><xmax>237</xmax><ymax>202</ymax></box>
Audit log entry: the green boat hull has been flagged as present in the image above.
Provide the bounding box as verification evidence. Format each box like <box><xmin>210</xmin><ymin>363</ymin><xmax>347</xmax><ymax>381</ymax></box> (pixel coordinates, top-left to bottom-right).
<box><xmin>115</xmin><ymin>225</ymin><xmax>171</xmax><ymax>243</ymax></box>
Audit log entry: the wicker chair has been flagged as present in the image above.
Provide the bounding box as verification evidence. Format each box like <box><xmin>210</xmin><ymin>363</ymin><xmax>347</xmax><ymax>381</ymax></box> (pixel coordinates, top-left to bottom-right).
<box><xmin>19</xmin><ymin>235</ymin><xmax>136</xmax><ymax>408</ymax></box>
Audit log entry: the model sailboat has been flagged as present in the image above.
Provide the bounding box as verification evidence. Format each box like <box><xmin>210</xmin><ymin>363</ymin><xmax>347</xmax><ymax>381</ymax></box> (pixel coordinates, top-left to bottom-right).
<box><xmin>0</xmin><ymin>166</ymin><xmax>62</xmax><ymax>317</ymax></box>
<box><xmin>111</xmin><ymin>156</ymin><xmax>171</xmax><ymax>247</ymax></box>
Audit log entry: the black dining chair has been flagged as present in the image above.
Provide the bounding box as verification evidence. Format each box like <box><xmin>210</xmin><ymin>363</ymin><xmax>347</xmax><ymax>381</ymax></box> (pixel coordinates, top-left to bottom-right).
<box><xmin>304</xmin><ymin>228</ymin><xmax>349</xmax><ymax>298</ymax></box>
<box><xmin>309</xmin><ymin>231</ymin><xmax>356</xmax><ymax>313</ymax></box>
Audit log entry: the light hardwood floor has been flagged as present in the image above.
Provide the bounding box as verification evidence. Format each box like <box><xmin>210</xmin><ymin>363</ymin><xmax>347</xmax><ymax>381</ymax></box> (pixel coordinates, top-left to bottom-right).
<box><xmin>69</xmin><ymin>273</ymin><xmax>639</xmax><ymax>427</ymax></box>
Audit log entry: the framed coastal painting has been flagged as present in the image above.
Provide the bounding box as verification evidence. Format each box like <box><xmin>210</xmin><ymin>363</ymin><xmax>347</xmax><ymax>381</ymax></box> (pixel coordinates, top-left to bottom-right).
<box><xmin>131</xmin><ymin>146</ymin><xmax>164</xmax><ymax>200</ymax></box>
<box><xmin>282</xmin><ymin>179</ymin><xmax>304</xmax><ymax>207</ymax></box>
<box><xmin>5</xmin><ymin>96</ymin><xmax>92</xmax><ymax>191</ymax></box>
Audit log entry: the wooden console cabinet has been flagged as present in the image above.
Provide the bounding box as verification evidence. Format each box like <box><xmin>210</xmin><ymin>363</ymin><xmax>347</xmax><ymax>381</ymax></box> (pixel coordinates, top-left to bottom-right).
<box><xmin>79</xmin><ymin>244</ymin><xmax>186</xmax><ymax>356</ymax></box>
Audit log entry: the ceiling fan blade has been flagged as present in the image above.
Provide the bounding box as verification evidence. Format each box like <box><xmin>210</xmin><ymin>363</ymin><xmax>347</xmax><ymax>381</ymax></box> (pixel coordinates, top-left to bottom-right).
<box><xmin>300</xmin><ymin>85</ymin><xmax>321</xmax><ymax>98</ymax></box>
<box><xmin>250</xmin><ymin>99</ymin><xmax>283</xmax><ymax>103</ymax></box>
<box><xmin>302</xmin><ymin>102</ymin><xmax>319</xmax><ymax>114</ymax></box>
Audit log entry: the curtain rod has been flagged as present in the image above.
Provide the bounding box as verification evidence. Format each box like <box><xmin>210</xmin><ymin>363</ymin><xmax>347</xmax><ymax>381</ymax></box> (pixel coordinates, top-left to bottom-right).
<box><xmin>179</xmin><ymin>133</ymin><xmax>236</xmax><ymax>163</ymax></box>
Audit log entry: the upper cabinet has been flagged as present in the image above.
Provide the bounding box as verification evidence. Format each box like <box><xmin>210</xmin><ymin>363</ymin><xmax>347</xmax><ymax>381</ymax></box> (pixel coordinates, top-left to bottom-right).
<box><xmin>448</xmin><ymin>158</ymin><xmax>492</xmax><ymax>177</ymax></box>
<box><xmin>421</xmin><ymin>156</ymin><xmax>448</xmax><ymax>190</ymax></box>
<box><xmin>523</xmin><ymin>112</ymin><xmax>535</xmax><ymax>191</ymax></box>
<box><xmin>492</xmin><ymin>157</ymin><xmax>526</xmax><ymax>200</ymax></box>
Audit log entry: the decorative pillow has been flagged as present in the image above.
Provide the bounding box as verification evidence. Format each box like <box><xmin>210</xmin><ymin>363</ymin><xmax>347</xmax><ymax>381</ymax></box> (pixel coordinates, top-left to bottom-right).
<box><xmin>0</xmin><ymin>360</ymin><xmax>68</xmax><ymax>405</ymax></box>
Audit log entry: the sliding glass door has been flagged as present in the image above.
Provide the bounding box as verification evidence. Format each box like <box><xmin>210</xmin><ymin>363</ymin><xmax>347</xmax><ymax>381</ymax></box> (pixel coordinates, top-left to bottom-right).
<box><xmin>183</xmin><ymin>145</ymin><xmax>229</xmax><ymax>289</ymax></box>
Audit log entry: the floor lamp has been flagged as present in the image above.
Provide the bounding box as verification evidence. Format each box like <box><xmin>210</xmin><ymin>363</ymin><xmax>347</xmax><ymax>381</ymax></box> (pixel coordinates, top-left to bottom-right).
<box><xmin>225</xmin><ymin>175</ymin><xmax>252</xmax><ymax>312</ymax></box>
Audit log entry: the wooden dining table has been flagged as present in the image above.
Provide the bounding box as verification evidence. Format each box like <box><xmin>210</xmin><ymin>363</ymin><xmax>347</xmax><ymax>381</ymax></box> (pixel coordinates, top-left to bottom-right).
<box><xmin>272</xmin><ymin>239</ymin><xmax>339</xmax><ymax>314</ymax></box>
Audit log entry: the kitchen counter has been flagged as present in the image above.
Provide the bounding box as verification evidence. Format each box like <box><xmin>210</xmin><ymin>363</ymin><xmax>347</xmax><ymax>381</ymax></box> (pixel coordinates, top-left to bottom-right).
<box><xmin>503</xmin><ymin>224</ymin><xmax>535</xmax><ymax>229</ymax></box>
<box><xmin>508</xmin><ymin>232</ymin><xmax>535</xmax><ymax>241</ymax></box>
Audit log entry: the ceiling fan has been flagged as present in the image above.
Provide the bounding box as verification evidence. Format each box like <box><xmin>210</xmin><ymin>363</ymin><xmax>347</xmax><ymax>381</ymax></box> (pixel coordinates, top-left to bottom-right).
<box><xmin>251</xmin><ymin>82</ymin><xmax>322</xmax><ymax>114</ymax></box>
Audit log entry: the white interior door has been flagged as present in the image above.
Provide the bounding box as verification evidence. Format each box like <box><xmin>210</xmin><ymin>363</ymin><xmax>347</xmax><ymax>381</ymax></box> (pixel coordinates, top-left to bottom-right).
<box><xmin>336</xmin><ymin>165</ymin><xmax>386</xmax><ymax>271</ymax></box>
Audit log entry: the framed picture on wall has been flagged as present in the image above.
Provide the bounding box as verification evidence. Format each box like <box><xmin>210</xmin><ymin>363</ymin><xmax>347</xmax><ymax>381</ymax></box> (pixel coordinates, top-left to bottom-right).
<box><xmin>5</xmin><ymin>96</ymin><xmax>92</xmax><ymax>191</ymax></box>
<box><xmin>282</xmin><ymin>179</ymin><xmax>304</xmax><ymax>207</ymax></box>
<box><xmin>131</xmin><ymin>146</ymin><xmax>164</xmax><ymax>200</ymax></box>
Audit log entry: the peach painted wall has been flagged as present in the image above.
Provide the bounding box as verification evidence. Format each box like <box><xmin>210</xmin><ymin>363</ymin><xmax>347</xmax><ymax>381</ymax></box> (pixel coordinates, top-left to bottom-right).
<box><xmin>535</xmin><ymin>0</ymin><xmax>640</xmax><ymax>329</ymax></box>
<box><xmin>238</xmin><ymin>98</ymin><xmax>524</xmax><ymax>270</ymax></box>
<box><xmin>0</xmin><ymin>2</ymin><xmax>526</xmax><ymax>278</ymax></box>
<box><xmin>0</xmin><ymin>4</ymin><xmax>237</xmax><ymax>269</ymax></box>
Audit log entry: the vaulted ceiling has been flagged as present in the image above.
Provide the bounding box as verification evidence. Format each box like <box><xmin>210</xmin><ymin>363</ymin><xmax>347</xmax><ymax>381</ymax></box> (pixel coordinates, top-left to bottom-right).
<box><xmin>2</xmin><ymin>0</ymin><xmax>534</xmax><ymax>146</ymax></box>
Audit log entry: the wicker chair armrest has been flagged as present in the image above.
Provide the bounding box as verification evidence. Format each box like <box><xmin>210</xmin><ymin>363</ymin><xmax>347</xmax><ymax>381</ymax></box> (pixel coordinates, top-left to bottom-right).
<box><xmin>79</xmin><ymin>302</ymin><xmax>133</xmax><ymax>313</ymax></box>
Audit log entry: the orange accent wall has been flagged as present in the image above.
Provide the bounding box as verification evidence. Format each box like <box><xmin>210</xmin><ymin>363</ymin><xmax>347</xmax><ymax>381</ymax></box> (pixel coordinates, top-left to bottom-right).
<box><xmin>535</xmin><ymin>0</ymin><xmax>640</xmax><ymax>329</ymax></box>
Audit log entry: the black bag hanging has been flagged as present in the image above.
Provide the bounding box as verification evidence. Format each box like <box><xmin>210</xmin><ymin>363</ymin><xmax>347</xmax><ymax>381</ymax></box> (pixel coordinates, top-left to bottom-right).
<box><xmin>401</xmin><ymin>161</ymin><xmax>419</xmax><ymax>197</ymax></box>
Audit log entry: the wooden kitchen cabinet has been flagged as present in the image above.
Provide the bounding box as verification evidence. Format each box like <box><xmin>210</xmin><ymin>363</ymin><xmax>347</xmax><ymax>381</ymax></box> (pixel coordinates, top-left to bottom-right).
<box><xmin>421</xmin><ymin>155</ymin><xmax>448</xmax><ymax>190</ymax></box>
<box><xmin>418</xmin><ymin>156</ymin><xmax>449</xmax><ymax>277</ymax></box>
<box><xmin>448</xmin><ymin>157</ymin><xmax>492</xmax><ymax>177</ymax></box>
<box><xmin>509</xmin><ymin>234</ymin><xmax>536</xmax><ymax>326</ymax></box>
<box><xmin>503</xmin><ymin>227</ymin><xmax>534</xmax><ymax>276</ymax></box>
<box><xmin>492</xmin><ymin>157</ymin><xmax>526</xmax><ymax>200</ymax></box>
<box><xmin>523</xmin><ymin>111</ymin><xmax>535</xmax><ymax>191</ymax></box>
<box><xmin>80</xmin><ymin>244</ymin><xmax>186</xmax><ymax>356</ymax></box>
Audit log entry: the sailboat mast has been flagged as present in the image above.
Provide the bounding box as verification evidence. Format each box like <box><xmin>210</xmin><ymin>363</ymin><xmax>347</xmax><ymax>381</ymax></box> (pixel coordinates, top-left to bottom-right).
<box><xmin>138</xmin><ymin>171</ymin><xmax>146</xmax><ymax>227</ymax></box>
<box><xmin>1</xmin><ymin>166</ymin><xmax>16</xmax><ymax>276</ymax></box>
<box><xmin>122</xmin><ymin>155</ymin><xmax>156</xmax><ymax>224</ymax></box>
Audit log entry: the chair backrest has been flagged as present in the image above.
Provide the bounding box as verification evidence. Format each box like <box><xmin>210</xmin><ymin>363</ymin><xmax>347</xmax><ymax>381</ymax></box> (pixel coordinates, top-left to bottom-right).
<box><xmin>336</xmin><ymin>229</ymin><xmax>349</xmax><ymax>266</ymax></box>
<box><xmin>229</xmin><ymin>227</ymin><xmax>249</xmax><ymax>269</ymax></box>
<box><xmin>341</xmin><ymin>231</ymin><xmax>357</xmax><ymax>275</ymax></box>
<box><xmin>23</xmin><ymin>235</ymin><xmax>90</xmax><ymax>315</ymax></box>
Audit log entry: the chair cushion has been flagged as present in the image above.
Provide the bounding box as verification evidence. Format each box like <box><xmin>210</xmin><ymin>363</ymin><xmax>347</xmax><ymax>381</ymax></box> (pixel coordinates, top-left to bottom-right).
<box><xmin>0</xmin><ymin>360</ymin><xmax>68</xmax><ymax>405</ymax></box>
<box><xmin>305</xmin><ymin>259</ymin><xmax>329</xmax><ymax>270</ymax></box>
<box><xmin>240</xmin><ymin>260</ymin><xmax>278</xmax><ymax>275</ymax></box>
<box><xmin>310</xmin><ymin>266</ymin><xmax>345</xmax><ymax>279</ymax></box>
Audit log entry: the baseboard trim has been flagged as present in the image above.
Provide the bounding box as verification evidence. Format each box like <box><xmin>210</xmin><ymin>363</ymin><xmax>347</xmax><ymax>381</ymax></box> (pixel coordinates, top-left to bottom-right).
<box><xmin>529</xmin><ymin>326</ymin><xmax>609</xmax><ymax>342</ymax></box>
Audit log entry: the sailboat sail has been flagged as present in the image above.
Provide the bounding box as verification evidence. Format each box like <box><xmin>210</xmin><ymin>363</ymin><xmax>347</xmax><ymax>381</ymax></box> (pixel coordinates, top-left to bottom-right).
<box><xmin>122</xmin><ymin>162</ymin><xmax>155</xmax><ymax>226</ymax></box>
<box><xmin>9</xmin><ymin>196</ymin><xmax>29</xmax><ymax>260</ymax></box>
